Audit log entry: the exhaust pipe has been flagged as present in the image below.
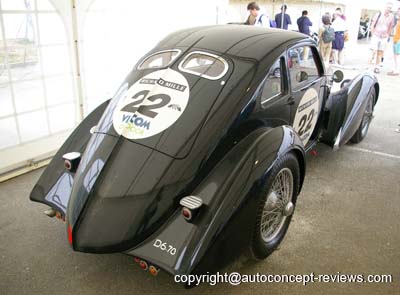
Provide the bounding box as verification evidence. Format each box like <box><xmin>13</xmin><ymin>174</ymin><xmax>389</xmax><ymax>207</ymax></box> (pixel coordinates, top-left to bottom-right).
<box><xmin>44</xmin><ymin>208</ymin><xmax>56</xmax><ymax>218</ymax></box>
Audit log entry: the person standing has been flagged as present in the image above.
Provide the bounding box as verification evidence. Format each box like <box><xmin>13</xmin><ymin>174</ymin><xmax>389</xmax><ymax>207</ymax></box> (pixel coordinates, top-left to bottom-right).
<box><xmin>275</xmin><ymin>5</ymin><xmax>291</xmax><ymax>30</ymax></box>
<box><xmin>297</xmin><ymin>10</ymin><xmax>313</xmax><ymax>36</ymax></box>
<box><xmin>336</xmin><ymin>7</ymin><xmax>346</xmax><ymax>20</ymax></box>
<box><xmin>370</xmin><ymin>2</ymin><xmax>395</xmax><ymax>73</ymax></box>
<box><xmin>318</xmin><ymin>15</ymin><xmax>334</xmax><ymax>65</ymax></box>
<box><xmin>388</xmin><ymin>7</ymin><xmax>400</xmax><ymax>76</ymax></box>
<box><xmin>331</xmin><ymin>8</ymin><xmax>347</xmax><ymax>65</ymax></box>
<box><xmin>245</xmin><ymin>2</ymin><xmax>270</xmax><ymax>27</ymax></box>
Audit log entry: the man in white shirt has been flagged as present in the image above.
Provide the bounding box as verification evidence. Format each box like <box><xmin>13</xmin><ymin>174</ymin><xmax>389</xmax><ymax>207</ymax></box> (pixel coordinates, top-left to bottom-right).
<box><xmin>245</xmin><ymin>2</ymin><xmax>270</xmax><ymax>28</ymax></box>
<box><xmin>331</xmin><ymin>8</ymin><xmax>347</xmax><ymax>65</ymax></box>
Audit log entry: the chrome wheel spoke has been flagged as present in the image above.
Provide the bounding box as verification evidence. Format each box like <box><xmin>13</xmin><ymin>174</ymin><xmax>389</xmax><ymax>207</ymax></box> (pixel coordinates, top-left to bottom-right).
<box><xmin>262</xmin><ymin>207</ymin><xmax>280</xmax><ymax>216</ymax></box>
<box><xmin>361</xmin><ymin>96</ymin><xmax>374</xmax><ymax>135</ymax></box>
<box><xmin>260</xmin><ymin>167</ymin><xmax>294</xmax><ymax>243</ymax></box>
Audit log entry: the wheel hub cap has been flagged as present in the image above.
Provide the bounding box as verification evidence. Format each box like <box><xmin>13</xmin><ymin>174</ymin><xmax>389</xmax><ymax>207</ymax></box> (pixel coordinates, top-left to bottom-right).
<box><xmin>283</xmin><ymin>202</ymin><xmax>294</xmax><ymax>217</ymax></box>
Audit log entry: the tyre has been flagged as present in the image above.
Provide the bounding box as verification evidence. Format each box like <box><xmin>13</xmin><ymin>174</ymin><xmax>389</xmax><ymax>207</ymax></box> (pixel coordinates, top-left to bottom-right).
<box><xmin>249</xmin><ymin>152</ymin><xmax>300</xmax><ymax>260</ymax></box>
<box><xmin>350</xmin><ymin>88</ymin><xmax>375</xmax><ymax>143</ymax></box>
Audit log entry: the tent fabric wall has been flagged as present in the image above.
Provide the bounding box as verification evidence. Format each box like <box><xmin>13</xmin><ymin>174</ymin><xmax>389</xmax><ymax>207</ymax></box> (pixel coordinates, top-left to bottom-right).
<box><xmin>0</xmin><ymin>0</ymin><xmax>76</xmax><ymax>179</ymax></box>
<box><xmin>0</xmin><ymin>0</ymin><xmax>229</xmax><ymax>180</ymax></box>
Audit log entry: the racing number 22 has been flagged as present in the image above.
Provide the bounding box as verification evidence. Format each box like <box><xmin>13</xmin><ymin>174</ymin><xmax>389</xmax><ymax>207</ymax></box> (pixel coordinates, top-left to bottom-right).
<box><xmin>121</xmin><ymin>90</ymin><xmax>171</xmax><ymax>118</ymax></box>
<box><xmin>298</xmin><ymin>109</ymin><xmax>314</xmax><ymax>136</ymax></box>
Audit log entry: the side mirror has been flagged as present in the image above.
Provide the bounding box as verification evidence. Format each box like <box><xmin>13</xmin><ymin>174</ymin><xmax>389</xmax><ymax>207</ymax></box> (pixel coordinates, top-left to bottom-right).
<box><xmin>296</xmin><ymin>71</ymin><xmax>308</xmax><ymax>83</ymax></box>
<box><xmin>272</xmin><ymin>67</ymin><xmax>281</xmax><ymax>78</ymax></box>
<box><xmin>333</xmin><ymin>70</ymin><xmax>344</xmax><ymax>83</ymax></box>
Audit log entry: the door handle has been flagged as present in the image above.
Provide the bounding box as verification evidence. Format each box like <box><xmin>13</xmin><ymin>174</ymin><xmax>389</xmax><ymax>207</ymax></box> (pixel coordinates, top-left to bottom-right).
<box><xmin>286</xmin><ymin>97</ymin><xmax>295</xmax><ymax>105</ymax></box>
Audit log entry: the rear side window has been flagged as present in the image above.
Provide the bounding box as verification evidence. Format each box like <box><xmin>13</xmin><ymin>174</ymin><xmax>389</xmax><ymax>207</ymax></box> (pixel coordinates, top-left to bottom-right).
<box><xmin>261</xmin><ymin>58</ymin><xmax>285</xmax><ymax>104</ymax></box>
<box><xmin>138</xmin><ymin>50</ymin><xmax>181</xmax><ymax>69</ymax></box>
<box><xmin>179</xmin><ymin>51</ymin><xmax>228</xmax><ymax>80</ymax></box>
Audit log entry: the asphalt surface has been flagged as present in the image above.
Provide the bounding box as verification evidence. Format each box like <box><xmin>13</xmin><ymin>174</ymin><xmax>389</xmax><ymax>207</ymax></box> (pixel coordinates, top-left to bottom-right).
<box><xmin>1</xmin><ymin>42</ymin><xmax>399</xmax><ymax>295</ymax></box>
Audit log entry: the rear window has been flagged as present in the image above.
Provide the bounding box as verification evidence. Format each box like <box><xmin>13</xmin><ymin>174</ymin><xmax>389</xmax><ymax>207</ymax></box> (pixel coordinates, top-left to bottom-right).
<box><xmin>138</xmin><ymin>50</ymin><xmax>181</xmax><ymax>69</ymax></box>
<box><xmin>178</xmin><ymin>51</ymin><xmax>228</xmax><ymax>80</ymax></box>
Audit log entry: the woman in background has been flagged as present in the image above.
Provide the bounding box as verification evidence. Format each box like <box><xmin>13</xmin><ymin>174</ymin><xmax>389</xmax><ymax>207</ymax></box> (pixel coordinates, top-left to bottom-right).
<box><xmin>318</xmin><ymin>14</ymin><xmax>334</xmax><ymax>66</ymax></box>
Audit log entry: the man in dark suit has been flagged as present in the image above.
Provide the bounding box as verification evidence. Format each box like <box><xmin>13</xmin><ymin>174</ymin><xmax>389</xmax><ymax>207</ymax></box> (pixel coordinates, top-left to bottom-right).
<box><xmin>297</xmin><ymin>10</ymin><xmax>313</xmax><ymax>36</ymax></box>
<box><xmin>275</xmin><ymin>4</ymin><xmax>292</xmax><ymax>30</ymax></box>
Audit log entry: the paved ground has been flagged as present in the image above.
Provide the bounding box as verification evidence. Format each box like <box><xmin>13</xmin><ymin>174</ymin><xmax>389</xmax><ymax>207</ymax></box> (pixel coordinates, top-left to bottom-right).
<box><xmin>0</xmin><ymin>41</ymin><xmax>399</xmax><ymax>295</ymax></box>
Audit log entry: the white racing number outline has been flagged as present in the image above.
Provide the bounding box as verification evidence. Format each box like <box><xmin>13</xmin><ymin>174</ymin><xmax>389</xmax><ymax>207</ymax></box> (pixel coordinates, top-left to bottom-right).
<box><xmin>113</xmin><ymin>69</ymin><xmax>190</xmax><ymax>139</ymax></box>
<box><xmin>292</xmin><ymin>88</ymin><xmax>319</xmax><ymax>146</ymax></box>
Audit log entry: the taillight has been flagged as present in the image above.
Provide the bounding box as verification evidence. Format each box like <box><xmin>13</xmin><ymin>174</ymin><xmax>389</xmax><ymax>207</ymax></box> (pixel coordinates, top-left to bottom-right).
<box><xmin>64</xmin><ymin>159</ymin><xmax>72</xmax><ymax>170</ymax></box>
<box><xmin>179</xmin><ymin>196</ymin><xmax>203</xmax><ymax>222</ymax></box>
<box><xmin>149</xmin><ymin>265</ymin><xmax>160</xmax><ymax>276</ymax></box>
<box><xmin>133</xmin><ymin>257</ymin><xmax>161</xmax><ymax>276</ymax></box>
<box><xmin>67</xmin><ymin>224</ymin><xmax>73</xmax><ymax>245</ymax></box>
<box><xmin>139</xmin><ymin>260</ymin><xmax>148</xmax><ymax>270</ymax></box>
<box><xmin>182</xmin><ymin>207</ymin><xmax>192</xmax><ymax>220</ymax></box>
<box><xmin>62</xmin><ymin>152</ymin><xmax>81</xmax><ymax>172</ymax></box>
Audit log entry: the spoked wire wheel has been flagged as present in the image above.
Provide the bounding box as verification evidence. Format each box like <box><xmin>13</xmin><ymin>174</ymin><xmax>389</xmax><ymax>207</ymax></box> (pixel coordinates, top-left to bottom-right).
<box><xmin>260</xmin><ymin>168</ymin><xmax>294</xmax><ymax>243</ymax></box>
<box><xmin>249</xmin><ymin>152</ymin><xmax>300</xmax><ymax>260</ymax></box>
<box><xmin>360</xmin><ymin>95</ymin><xmax>374</xmax><ymax>138</ymax></box>
<box><xmin>350</xmin><ymin>88</ymin><xmax>375</xmax><ymax>143</ymax></box>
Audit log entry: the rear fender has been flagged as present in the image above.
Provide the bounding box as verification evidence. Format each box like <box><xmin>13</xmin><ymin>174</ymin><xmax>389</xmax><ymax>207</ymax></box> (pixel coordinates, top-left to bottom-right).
<box><xmin>29</xmin><ymin>100</ymin><xmax>110</xmax><ymax>214</ymax></box>
<box><xmin>321</xmin><ymin>71</ymin><xmax>378</xmax><ymax>148</ymax></box>
<box><xmin>127</xmin><ymin>126</ymin><xmax>305</xmax><ymax>275</ymax></box>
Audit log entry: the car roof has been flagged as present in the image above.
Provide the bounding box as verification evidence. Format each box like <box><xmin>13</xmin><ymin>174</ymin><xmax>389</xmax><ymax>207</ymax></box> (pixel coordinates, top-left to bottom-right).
<box><xmin>155</xmin><ymin>25</ymin><xmax>308</xmax><ymax>62</ymax></box>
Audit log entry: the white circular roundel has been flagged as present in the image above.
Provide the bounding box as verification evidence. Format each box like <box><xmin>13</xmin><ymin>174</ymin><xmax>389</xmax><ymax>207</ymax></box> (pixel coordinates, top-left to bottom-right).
<box><xmin>292</xmin><ymin>88</ymin><xmax>319</xmax><ymax>146</ymax></box>
<box><xmin>113</xmin><ymin>69</ymin><xmax>189</xmax><ymax>139</ymax></box>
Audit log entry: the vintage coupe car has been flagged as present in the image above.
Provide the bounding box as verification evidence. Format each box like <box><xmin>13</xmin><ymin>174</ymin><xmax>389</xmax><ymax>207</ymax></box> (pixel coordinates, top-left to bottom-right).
<box><xmin>30</xmin><ymin>25</ymin><xmax>378</xmax><ymax>279</ymax></box>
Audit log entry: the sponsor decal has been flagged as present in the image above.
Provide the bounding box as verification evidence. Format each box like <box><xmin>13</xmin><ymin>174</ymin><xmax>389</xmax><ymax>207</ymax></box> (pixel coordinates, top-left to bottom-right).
<box><xmin>168</xmin><ymin>104</ymin><xmax>182</xmax><ymax>112</ymax></box>
<box><xmin>113</xmin><ymin>69</ymin><xmax>190</xmax><ymax>139</ymax></box>
<box><xmin>293</xmin><ymin>88</ymin><xmax>319</xmax><ymax>145</ymax></box>
<box><xmin>157</xmin><ymin>78</ymin><xmax>187</xmax><ymax>92</ymax></box>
